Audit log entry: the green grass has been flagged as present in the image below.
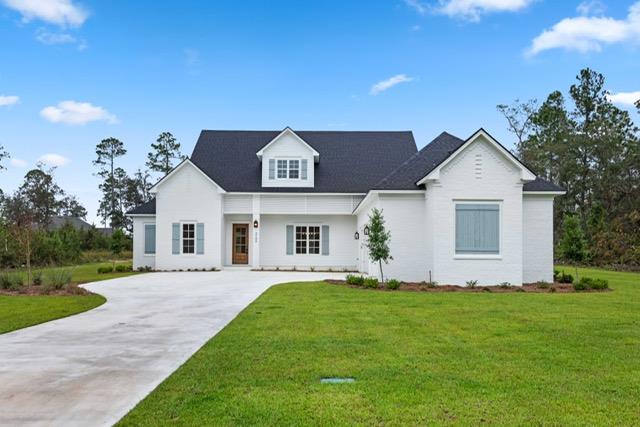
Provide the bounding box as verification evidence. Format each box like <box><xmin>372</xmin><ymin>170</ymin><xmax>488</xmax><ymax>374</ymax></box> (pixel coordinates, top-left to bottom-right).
<box><xmin>120</xmin><ymin>267</ymin><xmax>640</xmax><ymax>426</ymax></box>
<box><xmin>0</xmin><ymin>262</ymin><xmax>135</xmax><ymax>334</ymax></box>
<box><xmin>0</xmin><ymin>293</ymin><xmax>105</xmax><ymax>334</ymax></box>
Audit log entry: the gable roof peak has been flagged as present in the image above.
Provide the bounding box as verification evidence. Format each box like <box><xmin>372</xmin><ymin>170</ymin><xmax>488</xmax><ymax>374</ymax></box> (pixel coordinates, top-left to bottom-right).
<box><xmin>255</xmin><ymin>127</ymin><xmax>320</xmax><ymax>162</ymax></box>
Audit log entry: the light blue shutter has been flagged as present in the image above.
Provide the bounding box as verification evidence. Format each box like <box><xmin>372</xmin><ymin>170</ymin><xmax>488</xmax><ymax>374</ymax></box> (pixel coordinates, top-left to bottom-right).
<box><xmin>455</xmin><ymin>204</ymin><xmax>499</xmax><ymax>254</ymax></box>
<box><xmin>301</xmin><ymin>159</ymin><xmax>308</xmax><ymax>180</ymax></box>
<box><xmin>321</xmin><ymin>225</ymin><xmax>329</xmax><ymax>255</ymax></box>
<box><xmin>269</xmin><ymin>159</ymin><xmax>275</xmax><ymax>179</ymax></box>
<box><xmin>172</xmin><ymin>223</ymin><xmax>180</xmax><ymax>254</ymax></box>
<box><xmin>286</xmin><ymin>225</ymin><xmax>294</xmax><ymax>255</ymax></box>
<box><xmin>144</xmin><ymin>224</ymin><xmax>156</xmax><ymax>254</ymax></box>
<box><xmin>196</xmin><ymin>223</ymin><xmax>204</xmax><ymax>254</ymax></box>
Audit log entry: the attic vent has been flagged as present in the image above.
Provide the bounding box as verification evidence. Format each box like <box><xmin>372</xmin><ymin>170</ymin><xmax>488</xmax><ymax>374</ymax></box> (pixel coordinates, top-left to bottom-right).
<box><xmin>474</xmin><ymin>153</ymin><xmax>482</xmax><ymax>179</ymax></box>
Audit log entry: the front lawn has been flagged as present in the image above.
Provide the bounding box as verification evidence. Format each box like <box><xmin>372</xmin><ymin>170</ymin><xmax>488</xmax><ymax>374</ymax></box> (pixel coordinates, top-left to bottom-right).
<box><xmin>0</xmin><ymin>293</ymin><xmax>105</xmax><ymax>334</ymax></box>
<box><xmin>120</xmin><ymin>267</ymin><xmax>640</xmax><ymax>426</ymax></box>
<box><xmin>0</xmin><ymin>262</ymin><xmax>135</xmax><ymax>333</ymax></box>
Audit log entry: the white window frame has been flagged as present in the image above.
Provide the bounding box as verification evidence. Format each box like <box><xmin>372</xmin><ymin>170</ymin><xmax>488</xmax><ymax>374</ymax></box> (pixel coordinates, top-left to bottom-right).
<box><xmin>274</xmin><ymin>157</ymin><xmax>302</xmax><ymax>180</ymax></box>
<box><xmin>453</xmin><ymin>200</ymin><xmax>503</xmax><ymax>260</ymax></box>
<box><xmin>294</xmin><ymin>224</ymin><xmax>321</xmax><ymax>255</ymax></box>
<box><xmin>181</xmin><ymin>222</ymin><xmax>196</xmax><ymax>255</ymax></box>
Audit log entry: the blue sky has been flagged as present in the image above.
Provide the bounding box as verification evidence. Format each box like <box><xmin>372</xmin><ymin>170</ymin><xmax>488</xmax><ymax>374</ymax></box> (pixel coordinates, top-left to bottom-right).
<box><xmin>1</xmin><ymin>0</ymin><xmax>639</xmax><ymax>224</ymax></box>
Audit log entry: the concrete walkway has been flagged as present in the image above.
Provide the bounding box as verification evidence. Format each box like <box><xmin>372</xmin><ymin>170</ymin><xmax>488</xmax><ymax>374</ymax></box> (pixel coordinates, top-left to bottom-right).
<box><xmin>0</xmin><ymin>270</ymin><xmax>344</xmax><ymax>427</ymax></box>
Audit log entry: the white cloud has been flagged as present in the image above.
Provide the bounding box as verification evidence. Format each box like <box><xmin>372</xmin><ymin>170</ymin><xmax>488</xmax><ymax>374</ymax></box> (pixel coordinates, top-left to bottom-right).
<box><xmin>1</xmin><ymin>0</ymin><xmax>88</xmax><ymax>27</ymax></box>
<box><xmin>370</xmin><ymin>74</ymin><xmax>415</xmax><ymax>95</ymax></box>
<box><xmin>527</xmin><ymin>1</ymin><xmax>640</xmax><ymax>56</ymax></box>
<box><xmin>40</xmin><ymin>100</ymin><xmax>118</xmax><ymax>125</ymax></box>
<box><xmin>410</xmin><ymin>24</ymin><xmax>422</xmax><ymax>31</ymax></box>
<box><xmin>405</xmin><ymin>0</ymin><xmax>427</xmax><ymax>15</ymax></box>
<box><xmin>577</xmin><ymin>0</ymin><xmax>606</xmax><ymax>16</ymax></box>
<box><xmin>0</xmin><ymin>95</ymin><xmax>19</xmax><ymax>106</ymax></box>
<box><xmin>435</xmin><ymin>0</ymin><xmax>533</xmax><ymax>21</ymax></box>
<box><xmin>10</xmin><ymin>158</ymin><xmax>27</xmax><ymax>168</ymax></box>
<box><xmin>38</xmin><ymin>153</ymin><xmax>70</xmax><ymax>167</ymax></box>
<box><xmin>35</xmin><ymin>29</ymin><xmax>76</xmax><ymax>44</ymax></box>
<box><xmin>607</xmin><ymin>91</ymin><xmax>640</xmax><ymax>106</ymax></box>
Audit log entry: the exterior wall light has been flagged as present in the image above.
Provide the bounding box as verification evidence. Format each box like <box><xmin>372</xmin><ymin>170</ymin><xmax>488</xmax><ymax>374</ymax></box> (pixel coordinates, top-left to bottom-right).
<box><xmin>354</xmin><ymin>231</ymin><xmax>360</xmax><ymax>240</ymax></box>
<box><xmin>253</xmin><ymin>220</ymin><xmax>259</xmax><ymax>228</ymax></box>
<box><xmin>363</xmin><ymin>225</ymin><xmax>370</xmax><ymax>236</ymax></box>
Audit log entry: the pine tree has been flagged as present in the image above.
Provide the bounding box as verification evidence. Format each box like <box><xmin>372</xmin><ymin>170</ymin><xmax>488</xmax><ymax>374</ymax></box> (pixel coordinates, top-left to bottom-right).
<box><xmin>365</xmin><ymin>208</ymin><xmax>392</xmax><ymax>283</ymax></box>
<box><xmin>146</xmin><ymin>132</ymin><xmax>184</xmax><ymax>174</ymax></box>
<box><xmin>94</xmin><ymin>138</ymin><xmax>127</xmax><ymax>228</ymax></box>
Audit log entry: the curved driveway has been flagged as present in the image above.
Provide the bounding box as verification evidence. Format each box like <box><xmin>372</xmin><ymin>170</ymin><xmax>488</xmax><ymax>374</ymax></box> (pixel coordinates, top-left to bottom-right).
<box><xmin>0</xmin><ymin>270</ymin><xmax>344</xmax><ymax>427</ymax></box>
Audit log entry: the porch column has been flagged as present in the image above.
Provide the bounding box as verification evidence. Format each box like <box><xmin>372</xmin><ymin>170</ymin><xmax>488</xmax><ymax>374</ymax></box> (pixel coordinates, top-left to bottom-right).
<box><xmin>251</xmin><ymin>195</ymin><xmax>261</xmax><ymax>269</ymax></box>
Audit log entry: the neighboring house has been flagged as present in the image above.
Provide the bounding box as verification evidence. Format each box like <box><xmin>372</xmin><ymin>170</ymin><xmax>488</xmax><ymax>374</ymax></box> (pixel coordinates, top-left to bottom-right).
<box><xmin>47</xmin><ymin>216</ymin><xmax>113</xmax><ymax>237</ymax></box>
<box><xmin>127</xmin><ymin>127</ymin><xmax>564</xmax><ymax>285</ymax></box>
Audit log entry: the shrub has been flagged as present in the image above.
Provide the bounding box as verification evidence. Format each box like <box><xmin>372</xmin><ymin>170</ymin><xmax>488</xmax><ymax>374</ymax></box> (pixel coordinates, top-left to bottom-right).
<box><xmin>363</xmin><ymin>277</ymin><xmax>379</xmax><ymax>289</ymax></box>
<box><xmin>32</xmin><ymin>270</ymin><xmax>44</xmax><ymax>286</ymax></box>
<box><xmin>553</xmin><ymin>269</ymin><xmax>560</xmax><ymax>281</ymax></box>
<box><xmin>0</xmin><ymin>272</ymin><xmax>24</xmax><ymax>291</ymax></box>
<box><xmin>557</xmin><ymin>271</ymin><xmax>573</xmax><ymax>284</ymax></box>
<box><xmin>115</xmin><ymin>263</ymin><xmax>132</xmax><ymax>272</ymax></box>
<box><xmin>574</xmin><ymin>276</ymin><xmax>609</xmax><ymax>291</ymax></box>
<box><xmin>386</xmin><ymin>279</ymin><xmax>401</xmax><ymax>290</ymax></box>
<box><xmin>137</xmin><ymin>266</ymin><xmax>152</xmax><ymax>272</ymax></box>
<box><xmin>535</xmin><ymin>281</ymin><xmax>551</xmax><ymax>289</ymax></box>
<box><xmin>466</xmin><ymin>280</ymin><xmax>478</xmax><ymax>289</ymax></box>
<box><xmin>498</xmin><ymin>282</ymin><xmax>512</xmax><ymax>289</ymax></box>
<box><xmin>97</xmin><ymin>265</ymin><xmax>114</xmax><ymax>274</ymax></box>
<box><xmin>346</xmin><ymin>274</ymin><xmax>365</xmax><ymax>286</ymax></box>
<box><xmin>421</xmin><ymin>281</ymin><xmax>438</xmax><ymax>288</ymax></box>
<box><xmin>43</xmin><ymin>269</ymin><xmax>72</xmax><ymax>291</ymax></box>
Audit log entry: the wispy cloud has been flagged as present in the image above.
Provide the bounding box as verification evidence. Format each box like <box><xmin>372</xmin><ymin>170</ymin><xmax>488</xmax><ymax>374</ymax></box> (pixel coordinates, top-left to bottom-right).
<box><xmin>0</xmin><ymin>95</ymin><xmax>19</xmax><ymax>106</ymax></box>
<box><xmin>184</xmin><ymin>48</ymin><xmax>201</xmax><ymax>75</ymax></box>
<box><xmin>370</xmin><ymin>74</ymin><xmax>414</xmax><ymax>95</ymax></box>
<box><xmin>607</xmin><ymin>91</ymin><xmax>640</xmax><ymax>106</ymax></box>
<box><xmin>404</xmin><ymin>0</ymin><xmax>427</xmax><ymax>15</ymax></box>
<box><xmin>577</xmin><ymin>0</ymin><xmax>606</xmax><ymax>17</ymax></box>
<box><xmin>1</xmin><ymin>0</ymin><xmax>88</xmax><ymax>27</ymax></box>
<box><xmin>527</xmin><ymin>1</ymin><xmax>640</xmax><ymax>56</ymax></box>
<box><xmin>434</xmin><ymin>0</ymin><xmax>533</xmax><ymax>22</ymax></box>
<box><xmin>410</xmin><ymin>24</ymin><xmax>422</xmax><ymax>32</ymax></box>
<box><xmin>40</xmin><ymin>101</ymin><xmax>118</xmax><ymax>125</ymax></box>
<box><xmin>38</xmin><ymin>153</ymin><xmax>70</xmax><ymax>167</ymax></box>
<box><xmin>35</xmin><ymin>28</ymin><xmax>86</xmax><ymax>49</ymax></box>
<box><xmin>10</xmin><ymin>158</ymin><xmax>27</xmax><ymax>168</ymax></box>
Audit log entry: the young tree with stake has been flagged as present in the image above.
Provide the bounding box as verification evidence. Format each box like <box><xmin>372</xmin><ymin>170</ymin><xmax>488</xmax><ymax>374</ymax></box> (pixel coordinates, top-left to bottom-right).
<box><xmin>365</xmin><ymin>208</ymin><xmax>392</xmax><ymax>283</ymax></box>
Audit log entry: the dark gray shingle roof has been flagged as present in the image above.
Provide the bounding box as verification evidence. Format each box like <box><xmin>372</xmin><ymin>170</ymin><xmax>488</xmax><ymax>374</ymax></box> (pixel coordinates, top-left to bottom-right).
<box><xmin>190</xmin><ymin>130</ymin><xmax>418</xmax><ymax>193</ymax></box>
<box><xmin>127</xmin><ymin>198</ymin><xmax>156</xmax><ymax>215</ymax></box>
<box><xmin>373</xmin><ymin>131</ymin><xmax>564</xmax><ymax>192</ymax></box>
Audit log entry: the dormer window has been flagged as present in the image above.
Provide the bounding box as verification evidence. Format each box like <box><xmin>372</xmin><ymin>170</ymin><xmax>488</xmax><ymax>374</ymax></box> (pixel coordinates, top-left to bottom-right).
<box><xmin>274</xmin><ymin>158</ymin><xmax>303</xmax><ymax>180</ymax></box>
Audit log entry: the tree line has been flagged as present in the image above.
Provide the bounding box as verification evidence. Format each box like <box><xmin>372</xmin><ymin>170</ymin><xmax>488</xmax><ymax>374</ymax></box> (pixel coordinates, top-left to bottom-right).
<box><xmin>498</xmin><ymin>68</ymin><xmax>640</xmax><ymax>267</ymax></box>
<box><xmin>0</xmin><ymin>132</ymin><xmax>185</xmax><ymax>271</ymax></box>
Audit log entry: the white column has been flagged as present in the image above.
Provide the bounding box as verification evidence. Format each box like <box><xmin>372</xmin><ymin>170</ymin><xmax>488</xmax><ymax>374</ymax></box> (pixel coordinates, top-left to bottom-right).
<box><xmin>251</xmin><ymin>195</ymin><xmax>261</xmax><ymax>269</ymax></box>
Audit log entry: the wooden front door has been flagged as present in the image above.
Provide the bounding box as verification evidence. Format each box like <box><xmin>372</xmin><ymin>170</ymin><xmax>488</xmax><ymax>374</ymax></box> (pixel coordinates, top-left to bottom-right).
<box><xmin>232</xmin><ymin>224</ymin><xmax>249</xmax><ymax>264</ymax></box>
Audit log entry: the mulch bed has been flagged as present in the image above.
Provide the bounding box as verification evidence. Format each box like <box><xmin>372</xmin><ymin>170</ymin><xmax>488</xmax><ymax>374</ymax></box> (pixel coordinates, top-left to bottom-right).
<box><xmin>325</xmin><ymin>280</ymin><xmax>610</xmax><ymax>293</ymax></box>
<box><xmin>0</xmin><ymin>284</ymin><xmax>92</xmax><ymax>296</ymax></box>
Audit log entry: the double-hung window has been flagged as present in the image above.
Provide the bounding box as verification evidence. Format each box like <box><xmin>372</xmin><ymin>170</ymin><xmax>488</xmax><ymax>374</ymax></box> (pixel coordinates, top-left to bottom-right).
<box><xmin>288</xmin><ymin>160</ymin><xmax>300</xmax><ymax>179</ymax></box>
<box><xmin>455</xmin><ymin>203</ymin><xmax>500</xmax><ymax>255</ymax></box>
<box><xmin>295</xmin><ymin>225</ymin><xmax>320</xmax><ymax>255</ymax></box>
<box><xmin>277</xmin><ymin>160</ymin><xmax>288</xmax><ymax>178</ymax></box>
<box><xmin>182</xmin><ymin>223</ymin><xmax>195</xmax><ymax>254</ymax></box>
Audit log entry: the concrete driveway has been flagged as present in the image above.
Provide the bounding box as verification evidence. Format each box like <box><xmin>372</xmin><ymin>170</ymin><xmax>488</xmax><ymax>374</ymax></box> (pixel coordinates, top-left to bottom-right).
<box><xmin>0</xmin><ymin>270</ymin><xmax>344</xmax><ymax>427</ymax></box>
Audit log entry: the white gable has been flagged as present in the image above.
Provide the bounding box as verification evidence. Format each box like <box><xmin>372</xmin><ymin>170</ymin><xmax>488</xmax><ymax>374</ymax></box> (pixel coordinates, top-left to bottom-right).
<box><xmin>417</xmin><ymin>129</ymin><xmax>536</xmax><ymax>185</ymax></box>
<box><xmin>150</xmin><ymin>159</ymin><xmax>225</xmax><ymax>194</ymax></box>
<box><xmin>259</xmin><ymin>128</ymin><xmax>317</xmax><ymax>188</ymax></box>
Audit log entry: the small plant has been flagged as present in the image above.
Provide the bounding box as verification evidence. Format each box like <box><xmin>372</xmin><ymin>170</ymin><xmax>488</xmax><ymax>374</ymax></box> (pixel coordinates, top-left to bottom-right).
<box><xmin>310</xmin><ymin>266</ymin><xmax>315</xmax><ymax>272</ymax></box>
<box><xmin>498</xmin><ymin>282</ymin><xmax>512</xmax><ymax>289</ymax></box>
<box><xmin>386</xmin><ymin>279</ymin><xmax>401</xmax><ymax>290</ymax></box>
<box><xmin>115</xmin><ymin>263</ymin><xmax>132</xmax><ymax>272</ymax></box>
<box><xmin>32</xmin><ymin>270</ymin><xmax>44</xmax><ymax>286</ymax></box>
<box><xmin>574</xmin><ymin>276</ymin><xmax>609</xmax><ymax>291</ymax></box>
<box><xmin>346</xmin><ymin>274</ymin><xmax>365</xmax><ymax>286</ymax></box>
<box><xmin>483</xmin><ymin>287</ymin><xmax>492</xmax><ymax>292</ymax></box>
<box><xmin>557</xmin><ymin>271</ymin><xmax>573</xmax><ymax>284</ymax></box>
<box><xmin>535</xmin><ymin>281</ymin><xmax>550</xmax><ymax>289</ymax></box>
<box><xmin>553</xmin><ymin>269</ymin><xmax>560</xmax><ymax>281</ymax></box>
<box><xmin>43</xmin><ymin>269</ymin><xmax>73</xmax><ymax>291</ymax></box>
<box><xmin>421</xmin><ymin>280</ymin><xmax>438</xmax><ymax>288</ymax></box>
<box><xmin>137</xmin><ymin>266</ymin><xmax>152</xmax><ymax>272</ymax></box>
<box><xmin>466</xmin><ymin>280</ymin><xmax>478</xmax><ymax>289</ymax></box>
<box><xmin>549</xmin><ymin>287</ymin><xmax>557</xmax><ymax>293</ymax></box>
<box><xmin>0</xmin><ymin>272</ymin><xmax>24</xmax><ymax>291</ymax></box>
<box><xmin>97</xmin><ymin>265</ymin><xmax>114</xmax><ymax>274</ymax></box>
<box><xmin>363</xmin><ymin>277</ymin><xmax>379</xmax><ymax>289</ymax></box>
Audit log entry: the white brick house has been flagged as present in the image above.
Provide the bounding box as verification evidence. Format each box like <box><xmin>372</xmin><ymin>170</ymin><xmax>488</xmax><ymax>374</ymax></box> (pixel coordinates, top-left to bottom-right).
<box><xmin>127</xmin><ymin>127</ymin><xmax>564</xmax><ymax>285</ymax></box>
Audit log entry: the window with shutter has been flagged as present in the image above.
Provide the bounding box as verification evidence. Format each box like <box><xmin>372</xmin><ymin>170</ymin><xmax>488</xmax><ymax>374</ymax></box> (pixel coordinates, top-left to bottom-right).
<box><xmin>144</xmin><ymin>224</ymin><xmax>156</xmax><ymax>255</ymax></box>
<box><xmin>455</xmin><ymin>203</ymin><xmax>499</xmax><ymax>254</ymax></box>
